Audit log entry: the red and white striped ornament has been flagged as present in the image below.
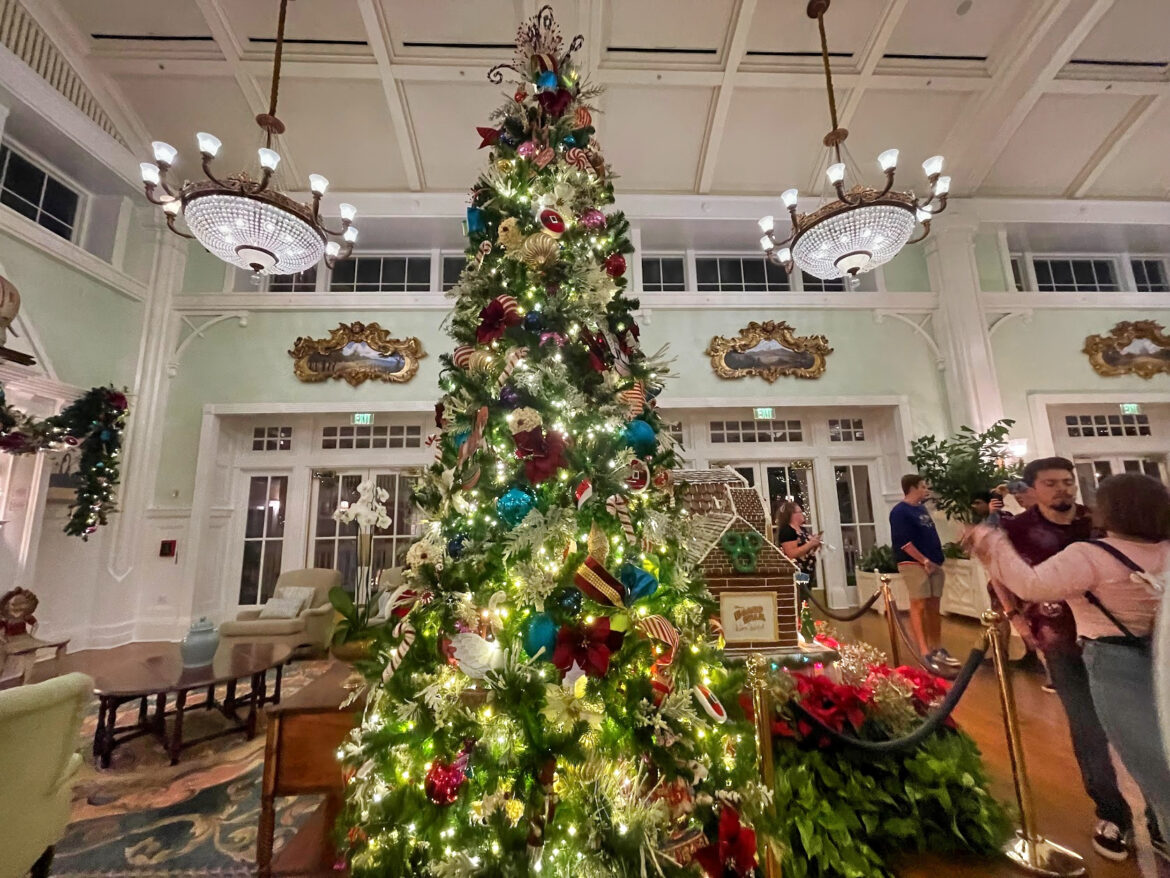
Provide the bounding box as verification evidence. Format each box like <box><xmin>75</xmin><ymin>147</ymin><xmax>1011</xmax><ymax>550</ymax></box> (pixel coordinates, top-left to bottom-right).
<box><xmin>564</xmin><ymin>147</ymin><xmax>591</xmax><ymax>172</ymax></box>
<box><xmin>495</xmin><ymin>295</ymin><xmax>523</xmax><ymax>320</ymax></box>
<box><xmin>606</xmin><ymin>494</ymin><xmax>636</xmax><ymax>543</ymax></box>
<box><xmin>637</xmin><ymin>614</ymin><xmax>679</xmax><ymax>663</ymax></box>
<box><xmin>617</xmin><ymin>382</ymin><xmax>645</xmax><ymax>418</ymax></box>
<box><xmin>382</xmin><ymin>619</ymin><xmax>415</xmax><ymax>683</ymax></box>
<box><xmin>452</xmin><ymin>345</ymin><xmax>474</xmax><ymax>369</ymax></box>
<box><xmin>498</xmin><ymin>346</ymin><xmax>529</xmax><ymax>387</ymax></box>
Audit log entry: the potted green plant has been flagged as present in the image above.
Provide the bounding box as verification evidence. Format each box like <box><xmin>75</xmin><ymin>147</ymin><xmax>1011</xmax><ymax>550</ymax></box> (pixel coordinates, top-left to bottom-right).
<box><xmin>329</xmin><ymin>586</ymin><xmax>378</xmax><ymax>663</ymax></box>
<box><xmin>907</xmin><ymin>419</ymin><xmax>1021</xmax><ymax>619</ymax></box>
<box><xmin>854</xmin><ymin>544</ymin><xmax>908</xmax><ymax>614</ymax></box>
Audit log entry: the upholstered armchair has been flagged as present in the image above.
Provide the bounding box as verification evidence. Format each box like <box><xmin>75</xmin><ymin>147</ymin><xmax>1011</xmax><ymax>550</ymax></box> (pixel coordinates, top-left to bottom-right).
<box><xmin>367</xmin><ymin>566</ymin><xmax>406</xmax><ymax>627</ymax></box>
<box><xmin>219</xmin><ymin>568</ymin><xmax>342</xmax><ymax>653</ymax></box>
<box><xmin>0</xmin><ymin>671</ymin><xmax>92</xmax><ymax>878</ymax></box>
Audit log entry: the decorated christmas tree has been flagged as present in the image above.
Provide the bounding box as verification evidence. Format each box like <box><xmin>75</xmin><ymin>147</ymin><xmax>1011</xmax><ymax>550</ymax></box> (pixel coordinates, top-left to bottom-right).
<box><xmin>340</xmin><ymin>8</ymin><xmax>769</xmax><ymax>875</ymax></box>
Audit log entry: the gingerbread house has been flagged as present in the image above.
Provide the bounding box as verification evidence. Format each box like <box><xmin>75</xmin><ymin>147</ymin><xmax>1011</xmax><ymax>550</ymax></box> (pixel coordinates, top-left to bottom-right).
<box><xmin>675</xmin><ymin>469</ymin><xmax>799</xmax><ymax>655</ymax></box>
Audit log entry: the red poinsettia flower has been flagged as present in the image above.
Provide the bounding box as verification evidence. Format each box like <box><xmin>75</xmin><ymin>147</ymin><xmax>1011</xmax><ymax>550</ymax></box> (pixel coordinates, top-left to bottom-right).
<box><xmin>537</xmin><ymin>88</ymin><xmax>573</xmax><ymax>117</ymax></box>
<box><xmin>0</xmin><ymin>431</ymin><xmax>31</xmax><ymax>452</ymax></box>
<box><xmin>552</xmin><ymin>617</ymin><xmax>624</xmax><ymax>678</ymax></box>
<box><xmin>695</xmin><ymin>807</ymin><xmax>757</xmax><ymax>877</ymax></box>
<box><xmin>894</xmin><ymin>665</ymin><xmax>950</xmax><ymax>710</ymax></box>
<box><xmin>477</xmin><ymin>298</ymin><xmax>521</xmax><ymax>344</ymax></box>
<box><xmin>579</xmin><ymin>328</ymin><xmax>612</xmax><ymax>372</ymax></box>
<box><xmin>794</xmin><ymin>674</ymin><xmax>870</xmax><ymax>741</ymax></box>
<box><xmin>523</xmin><ymin>430</ymin><xmax>567</xmax><ymax>485</ymax></box>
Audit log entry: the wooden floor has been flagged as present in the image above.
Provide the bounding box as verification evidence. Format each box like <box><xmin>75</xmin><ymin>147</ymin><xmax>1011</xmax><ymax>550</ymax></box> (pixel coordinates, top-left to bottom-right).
<box><xmin>15</xmin><ymin>621</ymin><xmax>1168</xmax><ymax>876</ymax></box>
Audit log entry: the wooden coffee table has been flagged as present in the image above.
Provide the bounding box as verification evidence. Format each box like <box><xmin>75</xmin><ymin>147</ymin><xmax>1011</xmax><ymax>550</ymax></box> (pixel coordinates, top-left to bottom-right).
<box><xmin>91</xmin><ymin>641</ymin><xmax>292</xmax><ymax>768</ymax></box>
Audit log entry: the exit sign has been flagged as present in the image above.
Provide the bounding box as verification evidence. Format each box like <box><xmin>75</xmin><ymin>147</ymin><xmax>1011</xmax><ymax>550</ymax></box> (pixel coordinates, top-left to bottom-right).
<box><xmin>1120</xmin><ymin>403</ymin><xmax>1142</xmax><ymax>416</ymax></box>
<box><xmin>352</xmin><ymin>412</ymin><xmax>373</xmax><ymax>426</ymax></box>
<box><xmin>753</xmin><ymin>407</ymin><xmax>774</xmax><ymax>420</ymax></box>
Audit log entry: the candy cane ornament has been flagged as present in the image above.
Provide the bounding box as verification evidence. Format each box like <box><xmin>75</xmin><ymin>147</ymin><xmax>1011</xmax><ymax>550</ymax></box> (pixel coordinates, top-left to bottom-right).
<box><xmin>498</xmin><ymin>346</ymin><xmax>529</xmax><ymax>387</ymax></box>
<box><xmin>606</xmin><ymin>494</ymin><xmax>636</xmax><ymax>544</ymax></box>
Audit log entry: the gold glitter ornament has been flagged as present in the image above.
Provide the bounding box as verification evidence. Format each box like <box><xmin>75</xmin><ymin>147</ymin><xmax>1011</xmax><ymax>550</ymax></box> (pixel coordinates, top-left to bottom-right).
<box><xmin>520</xmin><ymin>232</ymin><xmax>559</xmax><ymax>268</ymax></box>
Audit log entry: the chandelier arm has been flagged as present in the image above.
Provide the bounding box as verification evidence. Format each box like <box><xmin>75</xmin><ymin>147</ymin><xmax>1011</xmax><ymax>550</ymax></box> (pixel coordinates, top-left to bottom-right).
<box><xmin>155</xmin><ymin>171</ymin><xmax>180</xmax><ymax>200</ymax></box>
<box><xmin>786</xmin><ymin>206</ymin><xmax>801</xmax><ymax>234</ymax></box>
<box><xmin>907</xmin><ymin>221</ymin><xmax>931</xmax><ymax>246</ymax></box>
<box><xmin>324</xmin><ymin>240</ymin><xmax>354</xmax><ymax>270</ymax></box>
<box><xmin>142</xmin><ymin>184</ymin><xmax>169</xmax><ymax>206</ymax></box>
<box><xmin>833</xmin><ymin>182</ymin><xmax>861</xmax><ymax>206</ymax></box>
<box><xmin>876</xmin><ymin>169</ymin><xmax>896</xmax><ymax>199</ymax></box>
<box><xmin>165</xmin><ymin>214</ymin><xmax>195</xmax><ymax>240</ymax></box>
<box><xmin>249</xmin><ymin>169</ymin><xmax>275</xmax><ymax>196</ymax></box>
<box><xmin>310</xmin><ymin>194</ymin><xmax>350</xmax><ymax>237</ymax></box>
<box><xmin>200</xmin><ymin>156</ymin><xmax>232</xmax><ymax>189</ymax></box>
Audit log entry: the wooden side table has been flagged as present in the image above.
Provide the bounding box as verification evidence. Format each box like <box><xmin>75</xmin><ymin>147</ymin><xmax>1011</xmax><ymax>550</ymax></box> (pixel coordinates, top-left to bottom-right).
<box><xmin>259</xmin><ymin>662</ymin><xmax>362</xmax><ymax>877</ymax></box>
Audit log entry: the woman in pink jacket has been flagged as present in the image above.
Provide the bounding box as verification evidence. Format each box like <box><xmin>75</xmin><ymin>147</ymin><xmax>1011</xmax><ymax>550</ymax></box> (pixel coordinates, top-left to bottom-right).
<box><xmin>968</xmin><ymin>472</ymin><xmax>1170</xmax><ymax>852</ymax></box>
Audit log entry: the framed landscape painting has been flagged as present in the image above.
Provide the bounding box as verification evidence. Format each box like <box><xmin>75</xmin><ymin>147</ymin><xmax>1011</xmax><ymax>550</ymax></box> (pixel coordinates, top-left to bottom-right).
<box><xmin>289</xmin><ymin>322</ymin><xmax>425</xmax><ymax>386</ymax></box>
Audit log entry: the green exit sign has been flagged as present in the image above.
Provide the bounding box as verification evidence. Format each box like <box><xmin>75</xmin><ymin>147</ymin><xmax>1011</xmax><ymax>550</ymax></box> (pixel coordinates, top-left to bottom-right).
<box><xmin>1120</xmin><ymin>403</ymin><xmax>1142</xmax><ymax>416</ymax></box>
<box><xmin>753</xmin><ymin>407</ymin><xmax>774</xmax><ymax>420</ymax></box>
<box><xmin>352</xmin><ymin>412</ymin><xmax>373</xmax><ymax>426</ymax></box>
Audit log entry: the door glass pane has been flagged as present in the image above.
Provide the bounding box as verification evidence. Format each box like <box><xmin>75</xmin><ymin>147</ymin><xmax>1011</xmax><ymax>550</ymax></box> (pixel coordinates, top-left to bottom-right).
<box><xmin>245</xmin><ymin>476</ymin><xmax>268</xmax><ymax>538</ymax></box>
<box><xmin>239</xmin><ymin>540</ymin><xmax>262</xmax><ymax>605</ymax></box>
<box><xmin>733</xmin><ymin>466</ymin><xmax>755</xmax><ymax>487</ymax></box>
<box><xmin>1142</xmin><ymin>460</ymin><xmax>1161</xmax><ymax>480</ymax></box>
<box><xmin>261</xmin><ymin>542</ymin><xmax>283</xmax><ymax>602</ymax></box>
<box><xmin>266</xmin><ymin>476</ymin><xmax>287</xmax><ymax>538</ymax></box>
<box><xmin>315</xmin><ymin>477</ymin><xmax>338</xmax><ymax>537</ymax></box>
<box><xmin>852</xmin><ymin>466</ymin><xmax>874</xmax><ymax>522</ymax></box>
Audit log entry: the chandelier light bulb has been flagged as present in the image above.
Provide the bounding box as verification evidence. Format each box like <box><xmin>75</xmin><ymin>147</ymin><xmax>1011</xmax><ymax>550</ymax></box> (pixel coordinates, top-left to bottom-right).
<box><xmin>878</xmin><ymin>148</ymin><xmax>899</xmax><ymax>171</ymax></box>
<box><xmin>258</xmin><ymin>148</ymin><xmax>281</xmax><ymax>171</ymax></box>
<box><xmin>196</xmin><ymin>132</ymin><xmax>222</xmax><ymax>157</ymax></box>
<box><xmin>826</xmin><ymin>163</ymin><xmax>846</xmax><ymax>184</ymax></box>
<box><xmin>343</xmin><ymin>226</ymin><xmax>359</xmax><ymax>243</ymax></box>
<box><xmin>326</xmin><ymin>241</ymin><xmax>341</xmax><ymax>258</ymax></box>
<box><xmin>780</xmin><ymin>188</ymin><xmax>799</xmax><ymax>208</ymax></box>
<box><xmin>916</xmin><ymin>208</ymin><xmax>932</xmax><ymax>223</ymax></box>
<box><xmin>934</xmin><ymin>175</ymin><xmax>951</xmax><ymax>195</ymax></box>
<box><xmin>339</xmin><ymin>202</ymin><xmax>357</xmax><ymax>222</ymax></box>
<box><xmin>140</xmin><ymin>162</ymin><xmax>161</xmax><ymax>185</ymax></box>
<box><xmin>152</xmin><ymin>141</ymin><xmax>178</xmax><ymax>165</ymax></box>
<box><xmin>309</xmin><ymin>174</ymin><xmax>330</xmax><ymax>195</ymax></box>
<box><xmin>759</xmin><ymin>235</ymin><xmax>772</xmax><ymax>250</ymax></box>
<box><xmin>922</xmin><ymin>155</ymin><xmax>945</xmax><ymax>177</ymax></box>
<box><xmin>758</xmin><ymin>215</ymin><xmax>774</xmax><ymax>233</ymax></box>
<box><xmin>162</xmin><ymin>199</ymin><xmax>180</xmax><ymax>216</ymax></box>
<box><xmin>777</xmin><ymin>246</ymin><xmax>792</xmax><ymax>264</ymax></box>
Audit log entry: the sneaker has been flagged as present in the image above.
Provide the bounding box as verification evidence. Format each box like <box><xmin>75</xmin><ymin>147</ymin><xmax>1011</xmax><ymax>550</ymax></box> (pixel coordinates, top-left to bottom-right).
<box><xmin>1091</xmin><ymin>820</ymin><xmax>1131</xmax><ymax>861</ymax></box>
<box><xmin>933</xmin><ymin>648</ymin><xmax>962</xmax><ymax>668</ymax></box>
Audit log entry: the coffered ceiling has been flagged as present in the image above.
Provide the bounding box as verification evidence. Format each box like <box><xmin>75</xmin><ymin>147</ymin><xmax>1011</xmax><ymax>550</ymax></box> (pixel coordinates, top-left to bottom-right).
<box><xmin>36</xmin><ymin>0</ymin><xmax>1170</xmax><ymax>200</ymax></box>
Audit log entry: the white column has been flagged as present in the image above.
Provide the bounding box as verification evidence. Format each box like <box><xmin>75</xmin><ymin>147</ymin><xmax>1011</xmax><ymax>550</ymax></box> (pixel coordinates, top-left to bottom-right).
<box><xmin>925</xmin><ymin>220</ymin><xmax>1005</xmax><ymax>432</ymax></box>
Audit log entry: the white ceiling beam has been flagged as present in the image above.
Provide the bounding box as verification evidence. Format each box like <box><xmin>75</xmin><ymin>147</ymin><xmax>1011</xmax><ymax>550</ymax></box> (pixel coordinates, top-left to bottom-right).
<box><xmin>1067</xmin><ymin>93</ymin><xmax>1165</xmax><ymax>197</ymax></box>
<box><xmin>697</xmin><ymin>0</ymin><xmax>758</xmax><ymax>193</ymax></box>
<box><xmin>1047</xmin><ymin>77</ymin><xmax>1170</xmax><ymax>96</ymax></box>
<box><xmin>21</xmin><ymin>0</ymin><xmax>154</xmax><ymax>156</ymax></box>
<box><xmin>192</xmin><ymin>0</ymin><xmax>305</xmax><ymax>186</ymax></box>
<box><xmin>583</xmin><ymin>0</ymin><xmax>604</xmax><ymax>78</ymax></box>
<box><xmin>804</xmin><ymin>0</ymin><xmax>910</xmax><ymax>192</ymax></box>
<box><xmin>355</xmin><ymin>0</ymin><xmax>422</xmax><ymax>191</ymax></box>
<box><xmin>940</xmin><ymin>0</ymin><xmax>1114</xmax><ymax>195</ymax></box>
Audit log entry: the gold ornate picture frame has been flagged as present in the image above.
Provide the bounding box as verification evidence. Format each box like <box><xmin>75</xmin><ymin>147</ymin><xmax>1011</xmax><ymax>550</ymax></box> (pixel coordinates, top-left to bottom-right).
<box><xmin>289</xmin><ymin>322</ymin><xmax>425</xmax><ymax>386</ymax></box>
<box><xmin>705</xmin><ymin>320</ymin><xmax>832</xmax><ymax>382</ymax></box>
<box><xmin>1083</xmin><ymin>320</ymin><xmax>1170</xmax><ymax>380</ymax></box>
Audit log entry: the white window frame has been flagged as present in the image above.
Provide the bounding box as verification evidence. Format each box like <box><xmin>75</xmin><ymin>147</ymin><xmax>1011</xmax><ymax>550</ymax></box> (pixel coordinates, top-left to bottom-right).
<box><xmin>1021</xmin><ymin>252</ymin><xmax>1123</xmax><ymax>293</ymax></box>
<box><xmin>688</xmin><ymin>251</ymin><xmax>880</xmax><ymax>293</ymax></box>
<box><xmin>326</xmin><ymin>250</ymin><xmax>435</xmax><ymax>293</ymax></box>
<box><xmin>1128</xmin><ymin>255</ymin><xmax>1170</xmax><ymax>293</ymax></box>
<box><xmin>639</xmin><ymin>252</ymin><xmax>688</xmax><ymax>293</ymax></box>
<box><xmin>0</xmin><ymin>138</ymin><xmax>89</xmax><ymax>244</ymax></box>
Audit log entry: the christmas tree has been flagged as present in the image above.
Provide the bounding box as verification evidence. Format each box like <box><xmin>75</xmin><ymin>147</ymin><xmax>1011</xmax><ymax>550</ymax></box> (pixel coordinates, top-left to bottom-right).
<box><xmin>341</xmin><ymin>8</ymin><xmax>769</xmax><ymax>875</ymax></box>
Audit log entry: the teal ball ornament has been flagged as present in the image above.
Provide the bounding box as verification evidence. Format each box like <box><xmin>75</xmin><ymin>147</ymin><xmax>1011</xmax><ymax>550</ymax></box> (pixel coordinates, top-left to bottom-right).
<box><xmin>524</xmin><ymin>613</ymin><xmax>558</xmax><ymax>660</ymax></box>
<box><xmin>624</xmin><ymin>420</ymin><xmax>657</xmax><ymax>456</ymax></box>
<box><xmin>497</xmin><ymin>488</ymin><xmax>536</xmax><ymax>527</ymax></box>
<box><xmin>620</xmin><ymin>564</ymin><xmax>659</xmax><ymax>602</ymax></box>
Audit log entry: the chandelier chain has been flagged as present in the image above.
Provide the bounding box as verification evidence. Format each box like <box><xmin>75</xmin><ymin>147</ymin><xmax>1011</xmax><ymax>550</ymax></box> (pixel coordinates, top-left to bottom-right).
<box><xmin>816</xmin><ymin>12</ymin><xmax>843</xmax><ymax>163</ymax></box>
<box><xmin>265</xmin><ymin>0</ymin><xmax>290</xmax><ymax>146</ymax></box>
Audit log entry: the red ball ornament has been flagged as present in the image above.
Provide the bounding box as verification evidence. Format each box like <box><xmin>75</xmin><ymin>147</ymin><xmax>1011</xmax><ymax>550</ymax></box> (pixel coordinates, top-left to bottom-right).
<box><xmin>538</xmin><ymin>208</ymin><xmax>566</xmax><ymax>238</ymax></box>
<box><xmin>580</xmin><ymin>208</ymin><xmax>607</xmax><ymax>230</ymax></box>
<box><xmin>604</xmin><ymin>253</ymin><xmax>627</xmax><ymax>278</ymax></box>
<box><xmin>514</xmin><ymin>88</ymin><xmax>527</xmax><ymax>103</ymax></box>
<box><xmin>425</xmin><ymin>757</ymin><xmax>467</xmax><ymax>806</ymax></box>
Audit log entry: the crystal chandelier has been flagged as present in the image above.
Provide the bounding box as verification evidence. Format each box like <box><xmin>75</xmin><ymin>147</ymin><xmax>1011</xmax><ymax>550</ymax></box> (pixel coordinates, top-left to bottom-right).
<box><xmin>758</xmin><ymin>0</ymin><xmax>949</xmax><ymax>281</ymax></box>
<box><xmin>139</xmin><ymin>0</ymin><xmax>356</xmax><ymax>276</ymax></box>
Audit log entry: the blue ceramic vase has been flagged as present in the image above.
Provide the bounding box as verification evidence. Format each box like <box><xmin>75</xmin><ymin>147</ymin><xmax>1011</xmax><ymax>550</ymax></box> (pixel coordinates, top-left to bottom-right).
<box><xmin>180</xmin><ymin>617</ymin><xmax>219</xmax><ymax>667</ymax></box>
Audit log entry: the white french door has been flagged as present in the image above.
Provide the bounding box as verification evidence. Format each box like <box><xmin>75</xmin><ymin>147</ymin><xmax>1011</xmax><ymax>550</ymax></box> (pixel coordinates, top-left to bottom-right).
<box><xmin>832</xmin><ymin>463</ymin><xmax>878</xmax><ymax>589</ymax></box>
<box><xmin>307</xmin><ymin>468</ymin><xmax>419</xmax><ymax>594</ymax></box>
<box><xmin>1074</xmin><ymin>455</ymin><xmax>1166</xmax><ymax>507</ymax></box>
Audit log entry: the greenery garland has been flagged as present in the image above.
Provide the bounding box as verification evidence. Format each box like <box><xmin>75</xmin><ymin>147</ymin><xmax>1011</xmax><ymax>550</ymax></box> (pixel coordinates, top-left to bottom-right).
<box><xmin>0</xmin><ymin>383</ymin><xmax>129</xmax><ymax>538</ymax></box>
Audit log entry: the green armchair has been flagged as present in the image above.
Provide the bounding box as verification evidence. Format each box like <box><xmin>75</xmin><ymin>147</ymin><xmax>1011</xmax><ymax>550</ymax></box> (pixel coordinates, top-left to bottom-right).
<box><xmin>219</xmin><ymin>568</ymin><xmax>342</xmax><ymax>654</ymax></box>
<box><xmin>0</xmin><ymin>671</ymin><xmax>92</xmax><ymax>878</ymax></box>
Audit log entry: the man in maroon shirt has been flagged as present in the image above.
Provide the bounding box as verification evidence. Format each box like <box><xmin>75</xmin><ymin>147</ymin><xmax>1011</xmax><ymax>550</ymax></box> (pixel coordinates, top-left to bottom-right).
<box><xmin>993</xmin><ymin>457</ymin><xmax>1133</xmax><ymax>860</ymax></box>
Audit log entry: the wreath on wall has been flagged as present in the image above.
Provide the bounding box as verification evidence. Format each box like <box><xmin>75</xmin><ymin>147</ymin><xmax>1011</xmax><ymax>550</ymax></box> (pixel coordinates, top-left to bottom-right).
<box><xmin>0</xmin><ymin>383</ymin><xmax>129</xmax><ymax>539</ymax></box>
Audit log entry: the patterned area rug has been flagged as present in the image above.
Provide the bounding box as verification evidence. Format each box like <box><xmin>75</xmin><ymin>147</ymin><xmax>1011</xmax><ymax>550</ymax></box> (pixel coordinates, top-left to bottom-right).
<box><xmin>52</xmin><ymin>659</ymin><xmax>334</xmax><ymax>876</ymax></box>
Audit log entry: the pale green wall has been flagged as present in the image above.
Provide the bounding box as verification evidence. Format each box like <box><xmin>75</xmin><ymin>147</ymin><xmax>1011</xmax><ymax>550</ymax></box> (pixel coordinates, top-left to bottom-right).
<box><xmin>993</xmin><ymin>308</ymin><xmax>1170</xmax><ymax>443</ymax></box>
<box><xmin>881</xmin><ymin>247</ymin><xmax>931</xmax><ymax>292</ymax></box>
<box><xmin>0</xmin><ymin>233</ymin><xmax>142</xmax><ymax>387</ymax></box>
<box><xmin>182</xmin><ymin>240</ymin><xmax>227</xmax><ymax>293</ymax></box>
<box><xmin>975</xmin><ymin>231</ymin><xmax>1009</xmax><ymax>292</ymax></box>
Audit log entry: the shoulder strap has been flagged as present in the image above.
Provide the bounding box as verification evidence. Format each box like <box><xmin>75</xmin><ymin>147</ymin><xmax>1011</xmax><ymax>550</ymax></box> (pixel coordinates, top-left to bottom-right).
<box><xmin>1083</xmin><ymin>541</ymin><xmax>1146</xmax><ymax>643</ymax></box>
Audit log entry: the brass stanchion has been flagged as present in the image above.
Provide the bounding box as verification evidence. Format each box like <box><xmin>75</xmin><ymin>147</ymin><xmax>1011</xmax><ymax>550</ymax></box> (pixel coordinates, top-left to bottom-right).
<box><xmin>982</xmin><ymin>610</ymin><xmax>1085</xmax><ymax>877</ymax></box>
<box><xmin>879</xmin><ymin>574</ymin><xmax>900</xmax><ymax>666</ymax></box>
<box><xmin>746</xmin><ymin>654</ymin><xmax>781</xmax><ymax>878</ymax></box>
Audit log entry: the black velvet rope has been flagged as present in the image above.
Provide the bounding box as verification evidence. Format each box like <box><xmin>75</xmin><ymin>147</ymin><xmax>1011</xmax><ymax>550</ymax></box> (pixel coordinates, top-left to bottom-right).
<box><xmin>797</xmin><ymin>576</ymin><xmax>883</xmax><ymax>622</ymax></box>
<box><xmin>788</xmin><ymin>642</ymin><xmax>988</xmax><ymax>753</ymax></box>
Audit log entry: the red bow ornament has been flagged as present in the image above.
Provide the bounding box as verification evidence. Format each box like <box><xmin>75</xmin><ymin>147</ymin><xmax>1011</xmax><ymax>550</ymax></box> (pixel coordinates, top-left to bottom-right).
<box><xmin>551</xmin><ymin>617</ymin><xmax>624</xmax><ymax>678</ymax></box>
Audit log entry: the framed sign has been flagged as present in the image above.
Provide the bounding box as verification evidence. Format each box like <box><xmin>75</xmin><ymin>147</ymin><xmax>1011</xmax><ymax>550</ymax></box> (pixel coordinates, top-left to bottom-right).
<box><xmin>719</xmin><ymin>591</ymin><xmax>780</xmax><ymax>644</ymax></box>
<box><xmin>289</xmin><ymin>321</ymin><xmax>425</xmax><ymax>386</ymax></box>
<box><xmin>705</xmin><ymin>320</ymin><xmax>832</xmax><ymax>382</ymax></box>
<box><xmin>1083</xmin><ymin>320</ymin><xmax>1170</xmax><ymax>380</ymax></box>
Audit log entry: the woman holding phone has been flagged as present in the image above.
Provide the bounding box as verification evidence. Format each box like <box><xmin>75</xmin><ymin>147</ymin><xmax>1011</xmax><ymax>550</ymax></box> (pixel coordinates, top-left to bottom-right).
<box><xmin>775</xmin><ymin>500</ymin><xmax>823</xmax><ymax>581</ymax></box>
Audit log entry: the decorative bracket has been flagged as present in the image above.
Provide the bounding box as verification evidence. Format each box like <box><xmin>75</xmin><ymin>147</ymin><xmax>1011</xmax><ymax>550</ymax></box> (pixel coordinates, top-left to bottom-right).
<box><xmin>874</xmin><ymin>310</ymin><xmax>944</xmax><ymax>371</ymax></box>
<box><xmin>168</xmin><ymin>311</ymin><xmax>249</xmax><ymax>377</ymax></box>
<box><xmin>987</xmin><ymin>310</ymin><xmax>1033</xmax><ymax>340</ymax></box>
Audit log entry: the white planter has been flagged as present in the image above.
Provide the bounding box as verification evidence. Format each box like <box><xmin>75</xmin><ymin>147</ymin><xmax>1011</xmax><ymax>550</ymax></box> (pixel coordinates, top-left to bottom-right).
<box><xmin>940</xmin><ymin>558</ymin><xmax>992</xmax><ymax>619</ymax></box>
<box><xmin>856</xmin><ymin>570</ymin><xmax>909</xmax><ymax>615</ymax></box>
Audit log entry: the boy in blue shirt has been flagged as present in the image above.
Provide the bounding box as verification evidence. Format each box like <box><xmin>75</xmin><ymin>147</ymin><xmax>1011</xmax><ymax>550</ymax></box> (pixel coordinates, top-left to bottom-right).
<box><xmin>889</xmin><ymin>474</ymin><xmax>958</xmax><ymax>669</ymax></box>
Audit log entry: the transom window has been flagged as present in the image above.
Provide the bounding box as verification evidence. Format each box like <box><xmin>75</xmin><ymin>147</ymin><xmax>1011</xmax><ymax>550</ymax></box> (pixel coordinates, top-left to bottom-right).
<box><xmin>252</xmin><ymin>426</ymin><xmax>292</xmax><ymax>451</ymax></box>
<box><xmin>709</xmin><ymin>419</ymin><xmax>802</xmax><ymax>443</ymax></box>
<box><xmin>1065</xmin><ymin>413</ymin><xmax>1151</xmax><ymax>438</ymax></box>
<box><xmin>696</xmin><ymin>256</ymin><xmax>790</xmax><ymax>292</ymax></box>
<box><xmin>268</xmin><ymin>266</ymin><xmax>317</xmax><ymax>293</ymax></box>
<box><xmin>442</xmin><ymin>255</ymin><xmax>466</xmax><ymax>291</ymax></box>
<box><xmin>828</xmin><ymin>418</ymin><xmax>865</xmax><ymax>442</ymax></box>
<box><xmin>321</xmin><ymin>424</ymin><xmax>423</xmax><ymax>449</ymax></box>
<box><xmin>1132</xmin><ymin>259</ymin><xmax>1169</xmax><ymax>293</ymax></box>
<box><xmin>800</xmin><ymin>271</ymin><xmax>845</xmax><ymax>293</ymax></box>
<box><xmin>641</xmin><ymin>256</ymin><xmax>685</xmax><ymax>292</ymax></box>
<box><xmin>330</xmin><ymin>256</ymin><xmax>431</xmax><ymax>292</ymax></box>
<box><xmin>1032</xmin><ymin>258</ymin><xmax>1118</xmax><ymax>292</ymax></box>
<box><xmin>0</xmin><ymin>143</ymin><xmax>81</xmax><ymax>240</ymax></box>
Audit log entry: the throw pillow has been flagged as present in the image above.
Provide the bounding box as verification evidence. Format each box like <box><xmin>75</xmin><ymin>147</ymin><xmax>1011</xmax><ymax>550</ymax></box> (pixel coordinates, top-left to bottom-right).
<box><xmin>276</xmin><ymin>585</ymin><xmax>316</xmax><ymax>614</ymax></box>
<box><xmin>259</xmin><ymin>597</ymin><xmax>302</xmax><ymax>619</ymax></box>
